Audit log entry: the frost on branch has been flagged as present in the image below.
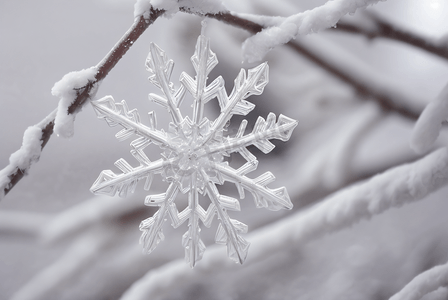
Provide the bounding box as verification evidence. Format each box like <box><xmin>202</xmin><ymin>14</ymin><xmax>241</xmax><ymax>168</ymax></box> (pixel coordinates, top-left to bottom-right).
<box><xmin>90</xmin><ymin>32</ymin><xmax>297</xmax><ymax>267</ymax></box>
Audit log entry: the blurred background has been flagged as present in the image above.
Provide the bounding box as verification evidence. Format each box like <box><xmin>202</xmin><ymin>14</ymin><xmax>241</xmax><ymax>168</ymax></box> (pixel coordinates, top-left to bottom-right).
<box><xmin>1</xmin><ymin>0</ymin><xmax>448</xmax><ymax>299</ymax></box>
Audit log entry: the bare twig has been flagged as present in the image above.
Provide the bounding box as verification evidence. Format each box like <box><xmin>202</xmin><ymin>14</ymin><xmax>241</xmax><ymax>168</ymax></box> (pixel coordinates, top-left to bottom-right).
<box><xmin>1</xmin><ymin>8</ymin><xmax>164</xmax><ymax>199</ymax></box>
<box><xmin>334</xmin><ymin>12</ymin><xmax>448</xmax><ymax>61</ymax></box>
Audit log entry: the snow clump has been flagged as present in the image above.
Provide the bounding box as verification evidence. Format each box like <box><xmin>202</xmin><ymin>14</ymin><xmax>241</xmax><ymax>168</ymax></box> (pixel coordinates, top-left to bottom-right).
<box><xmin>52</xmin><ymin>66</ymin><xmax>98</xmax><ymax>138</ymax></box>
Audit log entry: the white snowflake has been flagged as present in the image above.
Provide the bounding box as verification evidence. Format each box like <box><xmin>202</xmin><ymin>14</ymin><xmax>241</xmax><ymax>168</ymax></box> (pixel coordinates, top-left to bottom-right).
<box><xmin>90</xmin><ymin>32</ymin><xmax>298</xmax><ymax>267</ymax></box>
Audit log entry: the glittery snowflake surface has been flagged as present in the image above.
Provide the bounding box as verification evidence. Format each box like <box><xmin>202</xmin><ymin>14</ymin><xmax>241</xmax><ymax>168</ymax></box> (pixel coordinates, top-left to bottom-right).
<box><xmin>90</xmin><ymin>33</ymin><xmax>298</xmax><ymax>267</ymax></box>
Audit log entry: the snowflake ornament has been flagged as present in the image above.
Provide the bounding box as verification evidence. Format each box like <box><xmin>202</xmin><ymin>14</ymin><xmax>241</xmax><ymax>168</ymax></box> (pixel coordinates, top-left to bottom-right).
<box><xmin>90</xmin><ymin>31</ymin><xmax>298</xmax><ymax>267</ymax></box>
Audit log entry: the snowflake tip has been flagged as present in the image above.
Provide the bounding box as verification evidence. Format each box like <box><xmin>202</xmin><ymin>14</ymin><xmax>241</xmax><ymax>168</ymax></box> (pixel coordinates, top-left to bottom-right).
<box><xmin>146</xmin><ymin>42</ymin><xmax>175</xmax><ymax>92</ymax></box>
<box><xmin>231</xmin><ymin>62</ymin><xmax>269</xmax><ymax>101</ymax></box>
<box><xmin>191</xmin><ymin>34</ymin><xmax>218</xmax><ymax>77</ymax></box>
<box><xmin>182</xmin><ymin>231</ymin><xmax>206</xmax><ymax>268</ymax></box>
<box><xmin>90</xmin><ymin>170</ymin><xmax>118</xmax><ymax>196</ymax></box>
<box><xmin>277</xmin><ymin>114</ymin><xmax>299</xmax><ymax>141</ymax></box>
<box><xmin>139</xmin><ymin>217</ymin><xmax>165</xmax><ymax>254</ymax></box>
<box><xmin>255</xmin><ymin>186</ymin><xmax>292</xmax><ymax>211</ymax></box>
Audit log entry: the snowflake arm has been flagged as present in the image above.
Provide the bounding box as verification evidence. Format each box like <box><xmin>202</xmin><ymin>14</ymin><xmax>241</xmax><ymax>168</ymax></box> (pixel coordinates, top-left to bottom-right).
<box><xmin>188</xmin><ymin>33</ymin><xmax>218</xmax><ymax>123</ymax></box>
<box><xmin>182</xmin><ymin>174</ymin><xmax>206</xmax><ymax>267</ymax></box>
<box><xmin>91</xmin><ymin>158</ymin><xmax>166</xmax><ymax>197</ymax></box>
<box><xmin>206</xmin><ymin>113</ymin><xmax>298</xmax><ymax>155</ymax></box>
<box><xmin>139</xmin><ymin>182</ymin><xmax>179</xmax><ymax>253</ymax></box>
<box><xmin>91</xmin><ymin>96</ymin><xmax>170</xmax><ymax>147</ymax></box>
<box><xmin>201</xmin><ymin>62</ymin><xmax>269</xmax><ymax>145</ymax></box>
<box><xmin>201</xmin><ymin>169</ymin><xmax>250</xmax><ymax>265</ymax></box>
<box><xmin>212</xmin><ymin>163</ymin><xmax>293</xmax><ymax>211</ymax></box>
<box><xmin>146</xmin><ymin>43</ymin><xmax>183</xmax><ymax>124</ymax></box>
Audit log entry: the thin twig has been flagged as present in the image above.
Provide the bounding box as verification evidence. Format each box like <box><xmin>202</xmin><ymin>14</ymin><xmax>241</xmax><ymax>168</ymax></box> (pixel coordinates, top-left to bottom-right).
<box><xmin>1</xmin><ymin>8</ymin><xmax>164</xmax><ymax>199</ymax></box>
<box><xmin>334</xmin><ymin>12</ymin><xmax>448</xmax><ymax>61</ymax></box>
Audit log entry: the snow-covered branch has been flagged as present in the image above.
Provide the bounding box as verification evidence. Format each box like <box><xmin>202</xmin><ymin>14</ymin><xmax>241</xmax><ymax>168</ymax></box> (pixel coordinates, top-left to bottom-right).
<box><xmin>10</xmin><ymin>225</ymin><xmax>116</xmax><ymax>300</ymax></box>
<box><xmin>52</xmin><ymin>67</ymin><xmax>98</xmax><ymax>138</ymax></box>
<box><xmin>389</xmin><ymin>261</ymin><xmax>448</xmax><ymax>300</ymax></box>
<box><xmin>136</xmin><ymin>0</ymin><xmax>226</xmax><ymax>18</ymax></box>
<box><xmin>0</xmin><ymin>7</ymin><xmax>164</xmax><ymax>200</ymax></box>
<box><xmin>120</xmin><ymin>147</ymin><xmax>448</xmax><ymax>299</ymax></box>
<box><xmin>295</xmin><ymin>102</ymin><xmax>382</xmax><ymax>195</ymax></box>
<box><xmin>411</xmin><ymin>83</ymin><xmax>448</xmax><ymax>154</ymax></box>
<box><xmin>0</xmin><ymin>109</ymin><xmax>56</xmax><ymax>199</ymax></box>
<box><xmin>201</xmin><ymin>11</ymin><xmax>422</xmax><ymax>120</ymax></box>
<box><xmin>239</xmin><ymin>0</ymin><xmax>386</xmax><ymax>62</ymax></box>
<box><xmin>248</xmin><ymin>148</ymin><xmax>448</xmax><ymax>261</ymax></box>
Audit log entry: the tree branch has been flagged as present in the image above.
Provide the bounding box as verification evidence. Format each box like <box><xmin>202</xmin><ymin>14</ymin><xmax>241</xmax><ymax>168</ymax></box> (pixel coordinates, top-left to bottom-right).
<box><xmin>3</xmin><ymin>120</ymin><xmax>55</xmax><ymax>196</ymax></box>
<box><xmin>286</xmin><ymin>40</ymin><xmax>420</xmax><ymax>119</ymax></box>
<box><xmin>334</xmin><ymin>12</ymin><xmax>448</xmax><ymax>61</ymax></box>
<box><xmin>1</xmin><ymin>8</ymin><xmax>164</xmax><ymax>199</ymax></box>
<box><xmin>69</xmin><ymin>8</ymin><xmax>165</xmax><ymax>114</ymax></box>
<box><xmin>197</xmin><ymin>11</ymin><xmax>420</xmax><ymax>119</ymax></box>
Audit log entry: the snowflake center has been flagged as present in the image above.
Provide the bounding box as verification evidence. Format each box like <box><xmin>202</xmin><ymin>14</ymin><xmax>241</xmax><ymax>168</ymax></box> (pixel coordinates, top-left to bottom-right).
<box><xmin>177</xmin><ymin>142</ymin><xmax>202</xmax><ymax>172</ymax></box>
<box><xmin>162</xmin><ymin>121</ymin><xmax>223</xmax><ymax>188</ymax></box>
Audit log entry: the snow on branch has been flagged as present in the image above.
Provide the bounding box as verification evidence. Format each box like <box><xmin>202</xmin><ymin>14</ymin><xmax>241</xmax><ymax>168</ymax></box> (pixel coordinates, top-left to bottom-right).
<box><xmin>248</xmin><ymin>147</ymin><xmax>448</xmax><ymax>262</ymax></box>
<box><xmin>389</xmin><ymin>260</ymin><xmax>448</xmax><ymax>300</ymax></box>
<box><xmin>10</xmin><ymin>226</ymin><xmax>115</xmax><ymax>300</ymax></box>
<box><xmin>52</xmin><ymin>67</ymin><xmax>98</xmax><ymax>138</ymax></box>
<box><xmin>135</xmin><ymin>0</ymin><xmax>226</xmax><ymax>19</ymax></box>
<box><xmin>411</xmin><ymin>83</ymin><xmax>448</xmax><ymax>154</ymax></box>
<box><xmin>295</xmin><ymin>102</ymin><xmax>382</xmax><ymax>195</ymax></box>
<box><xmin>121</xmin><ymin>148</ymin><xmax>448</xmax><ymax>299</ymax></box>
<box><xmin>203</xmin><ymin>11</ymin><xmax>421</xmax><ymax>120</ymax></box>
<box><xmin>0</xmin><ymin>8</ymin><xmax>164</xmax><ymax>200</ymax></box>
<box><xmin>239</xmin><ymin>0</ymin><xmax>386</xmax><ymax>62</ymax></box>
<box><xmin>0</xmin><ymin>109</ymin><xmax>56</xmax><ymax>199</ymax></box>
